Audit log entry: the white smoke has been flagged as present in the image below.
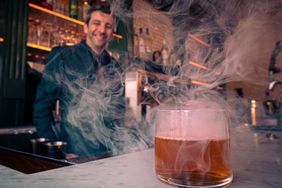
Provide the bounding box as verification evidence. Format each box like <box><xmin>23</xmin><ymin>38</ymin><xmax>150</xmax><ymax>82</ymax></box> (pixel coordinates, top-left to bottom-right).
<box><xmin>39</xmin><ymin>0</ymin><xmax>282</xmax><ymax>160</ymax></box>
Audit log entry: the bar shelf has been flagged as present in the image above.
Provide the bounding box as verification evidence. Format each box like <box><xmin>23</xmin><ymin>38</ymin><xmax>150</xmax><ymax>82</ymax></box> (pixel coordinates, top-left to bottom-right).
<box><xmin>29</xmin><ymin>3</ymin><xmax>84</xmax><ymax>25</ymax></box>
<box><xmin>28</xmin><ymin>3</ymin><xmax>122</xmax><ymax>40</ymax></box>
<box><xmin>27</xmin><ymin>42</ymin><xmax>51</xmax><ymax>52</ymax></box>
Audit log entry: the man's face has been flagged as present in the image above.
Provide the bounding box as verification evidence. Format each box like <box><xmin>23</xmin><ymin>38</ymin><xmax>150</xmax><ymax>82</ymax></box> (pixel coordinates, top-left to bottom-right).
<box><xmin>84</xmin><ymin>11</ymin><xmax>114</xmax><ymax>54</ymax></box>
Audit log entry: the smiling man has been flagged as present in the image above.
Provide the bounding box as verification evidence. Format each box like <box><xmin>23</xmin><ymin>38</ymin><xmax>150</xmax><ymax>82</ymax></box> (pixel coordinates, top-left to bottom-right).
<box><xmin>84</xmin><ymin>8</ymin><xmax>114</xmax><ymax>54</ymax></box>
<box><xmin>33</xmin><ymin>2</ymin><xmax>125</xmax><ymax>158</ymax></box>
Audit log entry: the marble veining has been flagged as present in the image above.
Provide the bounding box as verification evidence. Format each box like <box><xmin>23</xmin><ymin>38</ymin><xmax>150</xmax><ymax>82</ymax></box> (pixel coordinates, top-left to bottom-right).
<box><xmin>0</xmin><ymin>127</ymin><xmax>282</xmax><ymax>188</ymax></box>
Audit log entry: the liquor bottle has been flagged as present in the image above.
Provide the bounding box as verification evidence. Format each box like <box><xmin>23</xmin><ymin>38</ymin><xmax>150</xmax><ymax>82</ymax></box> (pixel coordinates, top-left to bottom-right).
<box><xmin>144</xmin><ymin>28</ymin><xmax>152</xmax><ymax>53</ymax></box>
<box><xmin>52</xmin><ymin>0</ymin><xmax>59</xmax><ymax>13</ymax></box>
<box><xmin>77</xmin><ymin>0</ymin><xmax>83</xmax><ymax>21</ymax></box>
<box><xmin>42</xmin><ymin>0</ymin><xmax>53</xmax><ymax>10</ymax></box>
<box><xmin>61</xmin><ymin>0</ymin><xmax>69</xmax><ymax>16</ymax></box>
<box><xmin>133</xmin><ymin>33</ymin><xmax>139</xmax><ymax>57</ymax></box>
<box><xmin>69</xmin><ymin>0</ymin><xmax>78</xmax><ymax>19</ymax></box>
<box><xmin>82</xmin><ymin>0</ymin><xmax>90</xmax><ymax>21</ymax></box>
<box><xmin>161</xmin><ymin>40</ymin><xmax>170</xmax><ymax>65</ymax></box>
<box><xmin>138</xmin><ymin>28</ymin><xmax>146</xmax><ymax>58</ymax></box>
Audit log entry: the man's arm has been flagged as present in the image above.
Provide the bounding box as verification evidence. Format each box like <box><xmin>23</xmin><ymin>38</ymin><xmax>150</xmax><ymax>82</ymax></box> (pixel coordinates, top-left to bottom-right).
<box><xmin>33</xmin><ymin>47</ymin><xmax>63</xmax><ymax>141</ymax></box>
<box><xmin>132</xmin><ymin>57</ymin><xmax>179</xmax><ymax>76</ymax></box>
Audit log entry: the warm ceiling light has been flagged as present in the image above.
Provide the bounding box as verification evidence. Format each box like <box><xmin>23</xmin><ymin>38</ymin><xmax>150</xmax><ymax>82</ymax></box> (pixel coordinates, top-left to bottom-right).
<box><xmin>27</xmin><ymin>42</ymin><xmax>51</xmax><ymax>51</ymax></box>
<box><xmin>113</xmin><ymin>33</ymin><xmax>123</xmax><ymax>39</ymax></box>
<box><xmin>191</xmin><ymin>79</ymin><xmax>222</xmax><ymax>90</ymax></box>
<box><xmin>188</xmin><ymin>60</ymin><xmax>209</xmax><ymax>70</ymax></box>
<box><xmin>191</xmin><ymin>80</ymin><xmax>210</xmax><ymax>87</ymax></box>
<box><xmin>0</xmin><ymin>37</ymin><xmax>4</xmax><ymax>43</ymax></box>
<box><xmin>188</xmin><ymin>33</ymin><xmax>210</xmax><ymax>47</ymax></box>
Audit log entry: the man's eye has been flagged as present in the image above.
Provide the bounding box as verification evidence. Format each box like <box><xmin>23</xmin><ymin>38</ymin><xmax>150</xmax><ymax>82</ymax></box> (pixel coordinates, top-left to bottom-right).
<box><xmin>106</xmin><ymin>24</ymin><xmax>113</xmax><ymax>29</ymax></box>
<box><xmin>93</xmin><ymin>21</ymin><xmax>100</xmax><ymax>25</ymax></box>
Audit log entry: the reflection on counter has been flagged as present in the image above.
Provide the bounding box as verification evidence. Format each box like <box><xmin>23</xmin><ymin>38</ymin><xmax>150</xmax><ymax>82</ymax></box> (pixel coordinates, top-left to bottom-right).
<box><xmin>0</xmin><ymin>126</ymin><xmax>114</xmax><ymax>174</ymax></box>
<box><xmin>0</xmin><ymin>127</ymin><xmax>37</xmax><ymax>152</ymax></box>
<box><xmin>249</xmin><ymin>99</ymin><xmax>282</xmax><ymax>131</ymax></box>
<box><xmin>0</xmin><ymin>146</ymin><xmax>73</xmax><ymax>174</ymax></box>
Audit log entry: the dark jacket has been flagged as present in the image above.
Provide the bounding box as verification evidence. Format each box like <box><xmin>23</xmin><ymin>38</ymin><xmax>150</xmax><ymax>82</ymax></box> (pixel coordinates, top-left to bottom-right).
<box><xmin>33</xmin><ymin>40</ymin><xmax>125</xmax><ymax>157</ymax></box>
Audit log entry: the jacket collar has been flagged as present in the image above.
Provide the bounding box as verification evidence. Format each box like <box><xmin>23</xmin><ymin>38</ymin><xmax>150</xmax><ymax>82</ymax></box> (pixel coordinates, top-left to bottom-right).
<box><xmin>79</xmin><ymin>40</ymin><xmax>112</xmax><ymax>66</ymax></box>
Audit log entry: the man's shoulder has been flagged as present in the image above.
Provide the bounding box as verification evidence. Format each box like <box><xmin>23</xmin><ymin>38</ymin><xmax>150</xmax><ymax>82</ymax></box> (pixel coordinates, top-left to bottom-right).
<box><xmin>47</xmin><ymin>43</ymin><xmax>90</xmax><ymax>65</ymax></box>
<box><xmin>49</xmin><ymin>44</ymin><xmax>83</xmax><ymax>57</ymax></box>
<box><xmin>48</xmin><ymin>45</ymin><xmax>72</xmax><ymax>62</ymax></box>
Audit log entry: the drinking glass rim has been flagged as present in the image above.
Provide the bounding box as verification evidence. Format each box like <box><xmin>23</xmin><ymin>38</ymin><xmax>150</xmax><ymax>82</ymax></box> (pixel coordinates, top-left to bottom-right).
<box><xmin>157</xmin><ymin>103</ymin><xmax>226</xmax><ymax>112</ymax></box>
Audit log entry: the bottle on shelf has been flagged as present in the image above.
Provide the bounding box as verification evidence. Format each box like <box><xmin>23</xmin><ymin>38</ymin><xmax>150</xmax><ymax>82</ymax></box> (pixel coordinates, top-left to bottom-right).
<box><xmin>133</xmin><ymin>33</ymin><xmax>139</xmax><ymax>57</ymax></box>
<box><xmin>161</xmin><ymin>39</ymin><xmax>170</xmax><ymax>65</ymax></box>
<box><xmin>52</xmin><ymin>0</ymin><xmax>62</xmax><ymax>14</ymax></box>
<box><xmin>28</xmin><ymin>17</ymin><xmax>37</xmax><ymax>44</ymax></box>
<box><xmin>82</xmin><ymin>0</ymin><xmax>90</xmax><ymax>21</ymax></box>
<box><xmin>34</xmin><ymin>19</ymin><xmax>43</xmax><ymax>45</ymax></box>
<box><xmin>62</xmin><ymin>0</ymin><xmax>70</xmax><ymax>16</ymax></box>
<box><xmin>27</xmin><ymin>0</ymin><xmax>85</xmax><ymax>49</ymax></box>
<box><xmin>138</xmin><ymin>28</ymin><xmax>146</xmax><ymax>59</ymax></box>
<box><xmin>144</xmin><ymin>28</ymin><xmax>151</xmax><ymax>53</ymax></box>
<box><xmin>77</xmin><ymin>0</ymin><xmax>83</xmax><ymax>21</ymax></box>
<box><xmin>69</xmin><ymin>0</ymin><xmax>78</xmax><ymax>19</ymax></box>
<box><xmin>41</xmin><ymin>0</ymin><xmax>53</xmax><ymax>10</ymax></box>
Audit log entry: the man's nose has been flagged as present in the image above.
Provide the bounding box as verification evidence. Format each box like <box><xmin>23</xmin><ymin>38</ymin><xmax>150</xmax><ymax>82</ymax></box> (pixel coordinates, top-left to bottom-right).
<box><xmin>97</xmin><ymin>24</ymin><xmax>106</xmax><ymax>33</ymax></box>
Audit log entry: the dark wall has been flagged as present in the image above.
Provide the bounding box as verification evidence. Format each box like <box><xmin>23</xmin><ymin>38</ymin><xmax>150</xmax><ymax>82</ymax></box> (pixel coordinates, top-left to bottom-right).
<box><xmin>0</xmin><ymin>0</ymin><xmax>28</xmax><ymax>128</ymax></box>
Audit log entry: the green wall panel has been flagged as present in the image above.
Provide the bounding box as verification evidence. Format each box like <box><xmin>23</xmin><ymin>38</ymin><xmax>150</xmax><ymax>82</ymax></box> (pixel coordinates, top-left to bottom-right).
<box><xmin>0</xmin><ymin>0</ymin><xmax>28</xmax><ymax>127</ymax></box>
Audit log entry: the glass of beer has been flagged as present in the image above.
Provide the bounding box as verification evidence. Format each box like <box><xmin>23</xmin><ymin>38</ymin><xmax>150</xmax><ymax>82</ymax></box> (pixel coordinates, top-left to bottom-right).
<box><xmin>155</xmin><ymin>101</ymin><xmax>233</xmax><ymax>187</ymax></box>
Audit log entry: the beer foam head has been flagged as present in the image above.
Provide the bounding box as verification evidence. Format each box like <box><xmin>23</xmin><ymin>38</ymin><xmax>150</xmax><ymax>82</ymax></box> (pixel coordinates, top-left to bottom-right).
<box><xmin>156</xmin><ymin>100</ymin><xmax>229</xmax><ymax>140</ymax></box>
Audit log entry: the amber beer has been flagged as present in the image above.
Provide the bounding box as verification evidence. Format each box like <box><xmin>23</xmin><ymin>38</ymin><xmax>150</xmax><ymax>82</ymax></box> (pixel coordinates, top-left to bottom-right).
<box><xmin>155</xmin><ymin>136</ymin><xmax>232</xmax><ymax>187</ymax></box>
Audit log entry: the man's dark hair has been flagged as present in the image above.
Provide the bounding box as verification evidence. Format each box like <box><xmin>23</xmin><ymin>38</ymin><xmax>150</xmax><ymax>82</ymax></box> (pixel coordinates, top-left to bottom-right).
<box><xmin>85</xmin><ymin>3</ymin><xmax>112</xmax><ymax>25</ymax></box>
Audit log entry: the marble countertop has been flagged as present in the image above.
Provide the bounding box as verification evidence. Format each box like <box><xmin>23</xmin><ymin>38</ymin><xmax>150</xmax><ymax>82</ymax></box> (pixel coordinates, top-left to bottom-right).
<box><xmin>0</xmin><ymin>126</ymin><xmax>281</xmax><ymax>188</ymax></box>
